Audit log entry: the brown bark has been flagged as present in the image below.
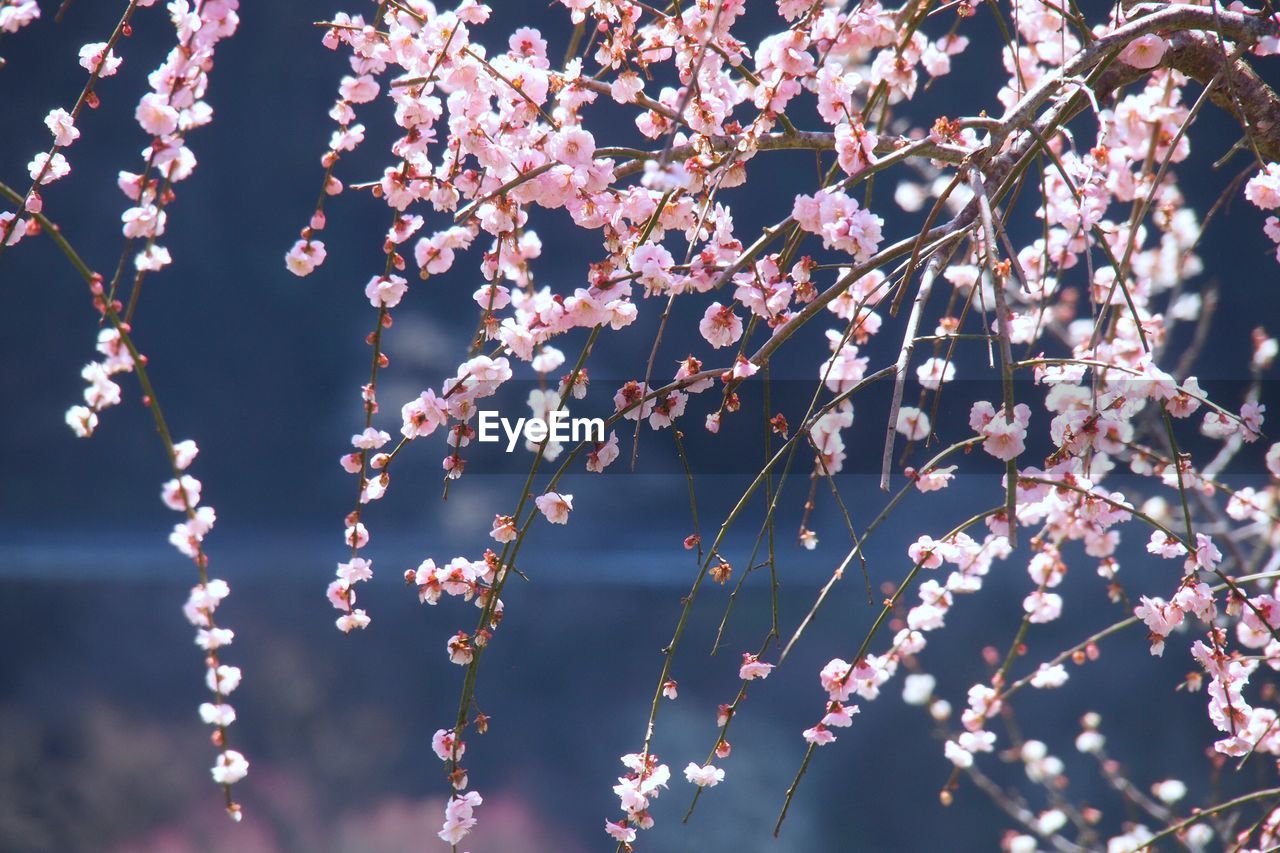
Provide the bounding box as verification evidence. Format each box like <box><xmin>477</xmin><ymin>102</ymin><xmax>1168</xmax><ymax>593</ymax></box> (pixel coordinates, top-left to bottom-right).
<box><xmin>1099</xmin><ymin>31</ymin><xmax>1280</xmax><ymax>162</ymax></box>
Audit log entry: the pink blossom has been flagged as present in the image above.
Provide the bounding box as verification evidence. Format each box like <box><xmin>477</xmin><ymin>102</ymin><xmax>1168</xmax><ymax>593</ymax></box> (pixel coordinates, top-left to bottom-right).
<box><xmin>1245</xmin><ymin>164</ymin><xmax>1280</xmax><ymax>210</ymax></box>
<box><xmin>739</xmin><ymin>653</ymin><xmax>774</xmax><ymax>681</ymax></box>
<box><xmin>683</xmin><ymin>762</ymin><xmax>724</xmax><ymax>787</ymax></box>
<box><xmin>908</xmin><ymin>536</ymin><xmax>945</xmax><ymax>569</ymax></box>
<box><xmin>699</xmin><ymin>302</ymin><xmax>744</xmax><ymax>348</ymax></box>
<box><xmin>44</xmin><ymin>108</ymin><xmax>79</xmax><ymax>146</ymax></box>
<box><xmin>1117</xmin><ymin>34</ymin><xmax>1167</xmax><ymax>70</ymax></box>
<box><xmin>364</xmin><ymin>274</ymin><xmax>409</xmax><ymax>308</ymax></box>
<box><xmin>605</xmin><ymin>820</ymin><xmax>637</xmax><ymax>843</ymax></box>
<box><xmin>28</xmin><ymin>152</ymin><xmax>69</xmax><ymax>184</ymax></box>
<box><xmin>65</xmin><ymin>405</ymin><xmax>98</xmax><ymax>437</ymax></box>
<box><xmin>896</xmin><ymin>407</ymin><xmax>931</xmax><ymax>441</ymax></box>
<box><xmin>1187</xmin><ymin>533</ymin><xmax>1223</xmax><ymax>573</ymax></box>
<box><xmin>535</xmin><ymin>491</ymin><xmax>573</xmax><ymax>524</ymax></box>
<box><xmin>438</xmin><ymin>791</ymin><xmax>482</xmax><ymax>845</ymax></box>
<box><xmin>914</xmin><ymin>465</ymin><xmax>956</xmax><ymax>492</ymax></box>
<box><xmin>550</xmin><ymin>126</ymin><xmax>595</xmax><ymax>168</ymax></box>
<box><xmin>803</xmin><ymin>723</ymin><xmax>837</xmax><ymax>745</ymax></box>
<box><xmin>136</xmin><ymin>93</ymin><xmax>180</xmax><ymax>136</ymax></box>
<box><xmin>1023</xmin><ymin>590</ymin><xmax>1063</xmax><ymax>623</ymax></box>
<box><xmin>78</xmin><ymin>42</ymin><xmax>122</xmax><ymax>77</ymax></box>
<box><xmin>210</xmin><ymin>750</ymin><xmax>249</xmax><ymax>785</ymax></box>
<box><xmin>630</xmin><ymin>241</ymin><xmax>674</xmax><ymax>291</ymax></box>
<box><xmin>161</xmin><ymin>475</ymin><xmax>203</xmax><ymax>511</ymax></box>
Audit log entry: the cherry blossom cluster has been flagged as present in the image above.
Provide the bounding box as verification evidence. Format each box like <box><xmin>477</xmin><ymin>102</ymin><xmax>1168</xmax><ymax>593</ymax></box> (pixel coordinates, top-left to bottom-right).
<box><xmin>11</xmin><ymin>0</ymin><xmax>1280</xmax><ymax>844</ymax></box>
<box><xmin>263</xmin><ymin>0</ymin><xmax>1280</xmax><ymax>847</ymax></box>
<box><xmin>282</xmin><ymin>0</ymin><xmax>1280</xmax><ymax>840</ymax></box>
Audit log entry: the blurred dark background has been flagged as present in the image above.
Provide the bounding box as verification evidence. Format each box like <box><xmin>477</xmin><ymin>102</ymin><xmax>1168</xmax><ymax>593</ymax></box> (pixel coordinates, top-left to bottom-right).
<box><xmin>2</xmin><ymin>1</ymin><xmax>1279</xmax><ymax>850</ymax></box>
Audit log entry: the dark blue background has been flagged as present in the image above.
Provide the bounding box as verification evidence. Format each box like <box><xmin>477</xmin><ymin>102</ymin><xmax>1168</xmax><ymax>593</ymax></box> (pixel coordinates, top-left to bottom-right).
<box><xmin>2</xmin><ymin>2</ymin><xmax>1279</xmax><ymax>850</ymax></box>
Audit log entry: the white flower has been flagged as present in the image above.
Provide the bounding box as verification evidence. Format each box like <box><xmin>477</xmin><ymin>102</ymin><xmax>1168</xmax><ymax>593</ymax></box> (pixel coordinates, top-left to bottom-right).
<box><xmin>210</xmin><ymin>750</ymin><xmax>249</xmax><ymax>784</ymax></box>
<box><xmin>902</xmin><ymin>674</ymin><xmax>936</xmax><ymax>705</ymax></box>
<box><xmin>683</xmin><ymin>762</ymin><xmax>725</xmax><ymax>787</ymax></box>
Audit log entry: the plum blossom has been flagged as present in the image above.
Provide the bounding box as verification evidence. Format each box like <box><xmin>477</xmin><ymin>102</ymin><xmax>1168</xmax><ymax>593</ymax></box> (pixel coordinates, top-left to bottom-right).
<box><xmin>1187</xmin><ymin>533</ymin><xmax>1222</xmax><ymax>573</ymax></box>
<box><xmin>44</xmin><ymin>109</ymin><xmax>79</xmax><ymax>146</ymax></box>
<box><xmin>78</xmin><ymin>42</ymin><xmax>122</xmax><ymax>76</ymax></box>
<box><xmin>439</xmin><ymin>791</ymin><xmax>482</xmax><ymax>845</ymax></box>
<box><xmin>1117</xmin><ymin>34</ymin><xmax>1167</xmax><ymax>69</ymax></box>
<box><xmin>896</xmin><ymin>407</ymin><xmax>930</xmax><ymax>441</ymax></box>
<box><xmin>683</xmin><ymin>762</ymin><xmax>725</xmax><ymax>788</ymax></box>
<box><xmin>739</xmin><ymin>653</ymin><xmax>774</xmax><ymax>681</ymax></box>
<box><xmin>364</xmin><ymin>274</ymin><xmax>409</xmax><ymax>308</ymax></box>
<box><xmin>28</xmin><ymin>152</ymin><xmax>69</xmax><ymax>184</ymax></box>
<box><xmin>535</xmin><ymin>491</ymin><xmax>573</xmax><ymax>524</ymax></box>
<box><xmin>699</xmin><ymin>302</ymin><xmax>744</xmax><ymax>348</ymax></box>
<box><xmin>285</xmin><ymin>239</ymin><xmax>326</xmax><ymax>276</ymax></box>
<box><xmin>210</xmin><ymin>750</ymin><xmax>249</xmax><ymax>785</ymax></box>
<box><xmin>970</xmin><ymin>401</ymin><xmax>1031</xmax><ymax>461</ymax></box>
<box><xmin>1245</xmin><ymin>164</ymin><xmax>1280</xmax><ymax>210</ymax></box>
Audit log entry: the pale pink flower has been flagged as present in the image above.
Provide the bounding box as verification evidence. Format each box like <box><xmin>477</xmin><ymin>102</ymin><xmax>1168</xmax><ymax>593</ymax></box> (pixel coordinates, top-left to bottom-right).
<box><xmin>339</xmin><ymin>74</ymin><xmax>379</xmax><ymax>103</ymax></box>
<box><xmin>161</xmin><ymin>475</ymin><xmax>202</xmax><ymax>511</ymax></box>
<box><xmin>1147</xmin><ymin>531</ymin><xmax>1187</xmax><ymax>559</ymax></box>
<box><xmin>199</xmin><ymin>702</ymin><xmax>237</xmax><ymax>726</ymax></box>
<box><xmin>284</xmin><ymin>238</ymin><xmax>326</xmax><ymax>276</ymax></box>
<box><xmin>699</xmin><ymin>302</ymin><xmax>744</xmax><ymax>348</ymax></box>
<box><xmin>1117</xmin><ymin>34</ymin><xmax>1167</xmax><ymax>70</ymax></box>
<box><xmin>438</xmin><ymin>791</ymin><xmax>482</xmax><ymax>845</ymax></box>
<box><xmin>122</xmin><ymin>204</ymin><xmax>166</xmax><ymax>238</ymax></box>
<box><xmin>1030</xmin><ymin>664</ymin><xmax>1068</xmax><ymax>689</ymax></box>
<box><xmin>605</xmin><ymin>820</ymin><xmax>637</xmax><ymax>843</ymax></box>
<box><xmin>683</xmin><ymin>762</ymin><xmax>725</xmax><ymax>787</ymax></box>
<box><xmin>895</xmin><ymin>407</ymin><xmax>930</xmax><ymax>441</ymax></box>
<box><xmin>610</xmin><ymin>71</ymin><xmax>643</xmax><ymax>103</ymax></box>
<box><xmin>630</xmin><ymin>241</ymin><xmax>674</xmax><ymax>291</ymax></box>
<box><xmin>945</xmin><ymin>740</ymin><xmax>974</xmax><ymax>767</ymax></box>
<box><xmin>551</xmin><ymin>126</ymin><xmax>595</xmax><ymax>168</ymax></box>
<box><xmin>44</xmin><ymin>108</ymin><xmax>79</xmax><ymax>146</ymax></box>
<box><xmin>1187</xmin><ymin>533</ymin><xmax>1223</xmax><ymax>572</ymax></box>
<box><xmin>586</xmin><ymin>432</ymin><xmax>620</xmax><ymax>473</ymax></box>
<box><xmin>914</xmin><ymin>465</ymin><xmax>956</xmax><ymax>492</ymax></box>
<box><xmin>136</xmin><ymin>93</ymin><xmax>179</xmax><ymax>136</ymax></box>
<box><xmin>78</xmin><ymin>42</ymin><xmax>122</xmax><ymax>76</ymax></box>
<box><xmin>1245</xmin><ymin>164</ymin><xmax>1280</xmax><ymax>210</ymax></box>
<box><xmin>908</xmin><ymin>536</ymin><xmax>945</xmax><ymax>569</ymax></box>
<box><xmin>535</xmin><ymin>491</ymin><xmax>573</xmax><ymax>524</ymax></box>
<box><xmin>731</xmin><ymin>356</ymin><xmax>759</xmax><ymax>380</ymax></box>
<box><xmin>803</xmin><ymin>723</ymin><xmax>837</xmax><ymax>745</ymax></box>
<box><xmin>210</xmin><ymin>750</ymin><xmax>249</xmax><ymax>785</ymax></box>
<box><xmin>401</xmin><ymin>389</ymin><xmax>448</xmax><ymax>439</ymax></box>
<box><xmin>65</xmin><ymin>405</ymin><xmax>98</xmax><ymax>437</ymax></box>
<box><xmin>1023</xmin><ymin>590</ymin><xmax>1063</xmax><ymax>623</ymax></box>
<box><xmin>172</xmin><ymin>439</ymin><xmax>199</xmax><ymax>470</ymax></box>
<box><xmin>28</xmin><ymin>152</ymin><xmax>69</xmax><ymax>184</ymax></box>
<box><xmin>739</xmin><ymin>653</ymin><xmax>774</xmax><ymax>681</ymax></box>
<box><xmin>364</xmin><ymin>274</ymin><xmax>409</xmax><ymax>308</ymax></box>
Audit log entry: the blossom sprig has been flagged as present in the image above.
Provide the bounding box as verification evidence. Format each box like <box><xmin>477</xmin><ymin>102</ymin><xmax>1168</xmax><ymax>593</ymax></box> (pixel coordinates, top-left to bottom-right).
<box><xmin>0</xmin><ymin>184</ymin><xmax>249</xmax><ymax>818</ymax></box>
<box><xmin>0</xmin><ymin>0</ymin><xmax>245</xmax><ymax>819</ymax></box>
<box><xmin>0</xmin><ymin>0</ymin><xmax>148</xmax><ymax>254</ymax></box>
<box><xmin>106</xmin><ymin>0</ymin><xmax>242</xmax><ymax>319</ymax></box>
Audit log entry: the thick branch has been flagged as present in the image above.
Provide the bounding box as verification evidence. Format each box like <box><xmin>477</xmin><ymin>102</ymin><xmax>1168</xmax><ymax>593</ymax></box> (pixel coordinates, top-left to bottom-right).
<box><xmin>1098</xmin><ymin>30</ymin><xmax>1280</xmax><ymax>161</ymax></box>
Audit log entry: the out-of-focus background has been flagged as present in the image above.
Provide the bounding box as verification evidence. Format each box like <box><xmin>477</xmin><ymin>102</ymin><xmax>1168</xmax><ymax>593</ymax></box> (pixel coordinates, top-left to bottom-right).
<box><xmin>2</xmin><ymin>1</ymin><xmax>1279</xmax><ymax>850</ymax></box>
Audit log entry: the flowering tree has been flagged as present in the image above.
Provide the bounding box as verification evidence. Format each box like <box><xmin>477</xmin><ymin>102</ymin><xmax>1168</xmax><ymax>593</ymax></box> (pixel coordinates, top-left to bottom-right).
<box><xmin>5</xmin><ymin>0</ymin><xmax>1280</xmax><ymax>848</ymax></box>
